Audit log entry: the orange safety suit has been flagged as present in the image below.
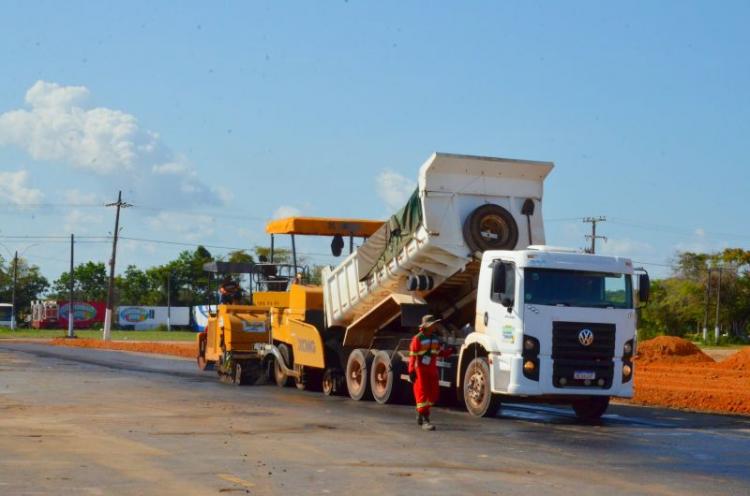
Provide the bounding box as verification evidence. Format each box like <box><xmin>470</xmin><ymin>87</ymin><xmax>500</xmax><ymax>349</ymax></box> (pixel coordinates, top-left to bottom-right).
<box><xmin>408</xmin><ymin>329</ymin><xmax>451</xmax><ymax>416</ymax></box>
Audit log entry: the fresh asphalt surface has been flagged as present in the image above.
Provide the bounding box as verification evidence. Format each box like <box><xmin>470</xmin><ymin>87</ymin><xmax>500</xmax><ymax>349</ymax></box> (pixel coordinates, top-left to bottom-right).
<box><xmin>1</xmin><ymin>341</ymin><xmax>748</xmax><ymax>495</ymax></box>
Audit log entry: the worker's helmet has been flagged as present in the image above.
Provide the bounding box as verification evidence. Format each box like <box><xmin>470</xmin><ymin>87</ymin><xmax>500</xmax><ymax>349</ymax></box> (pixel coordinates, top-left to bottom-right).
<box><xmin>420</xmin><ymin>314</ymin><xmax>442</xmax><ymax>328</ymax></box>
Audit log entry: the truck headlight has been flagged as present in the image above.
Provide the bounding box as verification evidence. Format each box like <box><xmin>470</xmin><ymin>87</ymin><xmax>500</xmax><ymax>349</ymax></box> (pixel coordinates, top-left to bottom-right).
<box><xmin>524</xmin><ymin>338</ymin><xmax>535</xmax><ymax>351</ymax></box>
<box><xmin>523</xmin><ymin>360</ymin><xmax>536</xmax><ymax>372</ymax></box>
<box><xmin>624</xmin><ymin>341</ymin><xmax>633</xmax><ymax>356</ymax></box>
<box><xmin>622</xmin><ymin>364</ymin><xmax>632</xmax><ymax>378</ymax></box>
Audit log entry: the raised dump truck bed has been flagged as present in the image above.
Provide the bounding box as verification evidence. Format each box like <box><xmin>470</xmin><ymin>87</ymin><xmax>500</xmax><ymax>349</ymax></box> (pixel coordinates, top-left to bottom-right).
<box><xmin>322</xmin><ymin>152</ymin><xmax>553</xmax><ymax>345</ymax></box>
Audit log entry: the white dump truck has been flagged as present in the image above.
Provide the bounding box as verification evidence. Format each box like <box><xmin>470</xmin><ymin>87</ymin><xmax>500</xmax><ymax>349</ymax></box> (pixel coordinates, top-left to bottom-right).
<box><xmin>259</xmin><ymin>152</ymin><xmax>649</xmax><ymax>421</ymax></box>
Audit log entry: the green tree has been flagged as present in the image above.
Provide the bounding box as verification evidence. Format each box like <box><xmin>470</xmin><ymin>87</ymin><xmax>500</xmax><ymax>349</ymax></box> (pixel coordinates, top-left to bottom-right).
<box><xmin>144</xmin><ymin>246</ymin><xmax>216</xmax><ymax>306</ymax></box>
<box><xmin>116</xmin><ymin>265</ymin><xmax>159</xmax><ymax>305</ymax></box>
<box><xmin>254</xmin><ymin>245</ymin><xmax>291</xmax><ymax>263</ymax></box>
<box><xmin>640</xmin><ymin>248</ymin><xmax>750</xmax><ymax>341</ymax></box>
<box><xmin>52</xmin><ymin>261</ymin><xmax>108</xmax><ymax>301</ymax></box>
<box><xmin>226</xmin><ymin>250</ymin><xmax>254</xmax><ymax>265</ymax></box>
<box><xmin>0</xmin><ymin>255</ymin><xmax>49</xmax><ymax>318</ymax></box>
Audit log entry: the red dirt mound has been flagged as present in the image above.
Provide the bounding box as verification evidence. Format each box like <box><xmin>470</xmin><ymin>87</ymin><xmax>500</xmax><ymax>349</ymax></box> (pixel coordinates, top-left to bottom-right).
<box><xmin>49</xmin><ymin>338</ymin><xmax>196</xmax><ymax>359</ymax></box>
<box><xmin>716</xmin><ymin>348</ymin><xmax>750</xmax><ymax>371</ymax></box>
<box><xmin>635</xmin><ymin>336</ymin><xmax>714</xmax><ymax>365</ymax></box>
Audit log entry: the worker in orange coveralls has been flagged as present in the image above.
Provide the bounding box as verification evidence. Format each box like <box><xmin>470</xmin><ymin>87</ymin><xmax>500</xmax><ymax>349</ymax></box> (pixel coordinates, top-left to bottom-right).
<box><xmin>408</xmin><ymin>314</ymin><xmax>452</xmax><ymax>431</ymax></box>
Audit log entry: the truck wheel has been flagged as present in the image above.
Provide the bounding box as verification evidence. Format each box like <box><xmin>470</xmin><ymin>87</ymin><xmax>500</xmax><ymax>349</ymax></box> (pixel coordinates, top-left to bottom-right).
<box><xmin>234</xmin><ymin>360</ymin><xmax>263</xmax><ymax>386</ymax></box>
<box><xmin>346</xmin><ymin>348</ymin><xmax>373</xmax><ymax>401</ymax></box>
<box><xmin>370</xmin><ymin>351</ymin><xmax>399</xmax><ymax>404</ymax></box>
<box><xmin>322</xmin><ymin>368</ymin><xmax>344</xmax><ymax>396</ymax></box>
<box><xmin>197</xmin><ymin>333</ymin><xmax>215</xmax><ymax>371</ymax></box>
<box><xmin>572</xmin><ymin>396</ymin><xmax>610</xmax><ymax>422</ymax></box>
<box><xmin>295</xmin><ymin>365</ymin><xmax>323</xmax><ymax>391</ymax></box>
<box><xmin>274</xmin><ymin>343</ymin><xmax>294</xmax><ymax>387</ymax></box>
<box><xmin>462</xmin><ymin>204</ymin><xmax>518</xmax><ymax>253</ymax></box>
<box><xmin>463</xmin><ymin>357</ymin><xmax>501</xmax><ymax>417</ymax></box>
<box><xmin>233</xmin><ymin>361</ymin><xmax>246</xmax><ymax>386</ymax></box>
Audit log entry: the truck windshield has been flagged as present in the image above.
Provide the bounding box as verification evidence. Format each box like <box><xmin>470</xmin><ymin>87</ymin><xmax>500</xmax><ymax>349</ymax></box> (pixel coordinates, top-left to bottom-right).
<box><xmin>524</xmin><ymin>268</ymin><xmax>633</xmax><ymax>309</ymax></box>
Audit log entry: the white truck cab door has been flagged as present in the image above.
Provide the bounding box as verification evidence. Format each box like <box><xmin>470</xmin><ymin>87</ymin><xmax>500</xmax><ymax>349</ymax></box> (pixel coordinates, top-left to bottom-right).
<box><xmin>485</xmin><ymin>260</ymin><xmax>522</xmax><ymax>349</ymax></box>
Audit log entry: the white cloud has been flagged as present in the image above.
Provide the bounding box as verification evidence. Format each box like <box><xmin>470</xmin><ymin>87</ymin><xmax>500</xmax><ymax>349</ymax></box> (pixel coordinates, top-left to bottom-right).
<box><xmin>214</xmin><ymin>185</ymin><xmax>234</xmax><ymax>206</ymax></box>
<box><xmin>599</xmin><ymin>237</ymin><xmax>654</xmax><ymax>258</ymax></box>
<box><xmin>0</xmin><ymin>80</ymin><xmax>224</xmax><ymax>207</ymax></box>
<box><xmin>152</xmin><ymin>161</ymin><xmax>190</xmax><ymax>175</ymax></box>
<box><xmin>63</xmin><ymin>208</ymin><xmax>104</xmax><ymax>234</ymax></box>
<box><xmin>376</xmin><ymin>169</ymin><xmax>415</xmax><ymax>212</ymax></box>
<box><xmin>0</xmin><ymin>170</ymin><xmax>43</xmax><ymax>207</ymax></box>
<box><xmin>0</xmin><ymin>81</ymin><xmax>145</xmax><ymax>172</ymax></box>
<box><xmin>63</xmin><ymin>188</ymin><xmax>100</xmax><ymax>205</ymax></box>
<box><xmin>25</xmin><ymin>80</ymin><xmax>89</xmax><ymax>110</ymax></box>
<box><xmin>122</xmin><ymin>239</ymin><xmax>157</xmax><ymax>255</ymax></box>
<box><xmin>272</xmin><ymin>205</ymin><xmax>302</xmax><ymax>219</ymax></box>
<box><xmin>146</xmin><ymin>211</ymin><xmax>215</xmax><ymax>241</ymax></box>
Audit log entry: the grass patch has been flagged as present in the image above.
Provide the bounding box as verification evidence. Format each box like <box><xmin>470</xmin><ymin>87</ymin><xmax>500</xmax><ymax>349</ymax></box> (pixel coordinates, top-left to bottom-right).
<box><xmin>0</xmin><ymin>327</ymin><xmax>197</xmax><ymax>342</ymax></box>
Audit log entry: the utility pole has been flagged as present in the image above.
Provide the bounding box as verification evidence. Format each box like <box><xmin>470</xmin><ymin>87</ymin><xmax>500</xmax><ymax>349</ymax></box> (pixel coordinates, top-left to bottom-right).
<box><xmin>714</xmin><ymin>266</ymin><xmax>723</xmax><ymax>343</ymax></box>
<box><xmin>10</xmin><ymin>251</ymin><xmax>18</xmax><ymax>331</ymax></box>
<box><xmin>103</xmin><ymin>191</ymin><xmax>132</xmax><ymax>341</ymax></box>
<box><xmin>702</xmin><ymin>268</ymin><xmax>712</xmax><ymax>342</ymax></box>
<box><xmin>166</xmin><ymin>272</ymin><xmax>172</xmax><ymax>332</ymax></box>
<box><xmin>583</xmin><ymin>216</ymin><xmax>607</xmax><ymax>254</ymax></box>
<box><xmin>67</xmin><ymin>234</ymin><xmax>76</xmax><ymax>338</ymax></box>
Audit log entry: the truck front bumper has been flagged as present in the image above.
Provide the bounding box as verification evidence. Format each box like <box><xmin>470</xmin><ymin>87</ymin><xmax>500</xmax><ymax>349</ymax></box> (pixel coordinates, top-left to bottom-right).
<box><xmin>491</xmin><ymin>354</ymin><xmax>634</xmax><ymax>398</ymax></box>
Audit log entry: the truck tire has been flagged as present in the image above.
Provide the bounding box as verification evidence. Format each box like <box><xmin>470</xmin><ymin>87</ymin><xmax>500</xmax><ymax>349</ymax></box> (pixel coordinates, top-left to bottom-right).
<box><xmin>462</xmin><ymin>204</ymin><xmax>518</xmax><ymax>253</ymax></box>
<box><xmin>274</xmin><ymin>343</ymin><xmax>294</xmax><ymax>388</ymax></box>
<box><xmin>322</xmin><ymin>368</ymin><xmax>345</xmax><ymax>396</ymax></box>
<box><xmin>572</xmin><ymin>396</ymin><xmax>610</xmax><ymax>422</ymax></box>
<box><xmin>370</xmin><ymin>350</ymin><xmax>400</xmax><ymax>404</ymax></box>
<box><xmin>233</xmin><ymin>360</ymin><xmax>263</xmax><ymax>386</ymax></box>
<box><xmin>295</xmin><ymin>365</ymin><xmax>323</xmax><ymax>392</ymax></box>
<box><xmin>463</xmin><ymin>357</ymin><xmax>501</xmax><ymax>417</ymax></box>
<box><xmin>346</xmin><ymin>348</ymin><xmax>373</xmax><ymax>401</ymax></box>
<box><xmin>197</xmin><ymin>333</ymin><xmax>214</xmax><ymax>371</ymax></box>
<box><xmin>233</xmin><ymin>361</ymin><xmax>248</xmax><ymax>386</ymax></box>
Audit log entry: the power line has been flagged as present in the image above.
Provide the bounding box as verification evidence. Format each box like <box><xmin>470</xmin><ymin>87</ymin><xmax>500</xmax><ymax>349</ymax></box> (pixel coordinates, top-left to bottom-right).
<box><xmin>0</xmin><ymin>235</ymin><xmax>108</xmax><ymax>239</ymax></box>
<box><xmin>545</xmin><ymin>217</ymin><xmax>586</xmax><ymax>222</ymax></box>
<box><xmin>608</xmin><ymin>217</ymin><xmax>750</xmax><ymax>240</ymax></box>
<box><xmin>119</xmin><ymin>236</ymin><xmax>248</xmax><ymax>251</ymax></box>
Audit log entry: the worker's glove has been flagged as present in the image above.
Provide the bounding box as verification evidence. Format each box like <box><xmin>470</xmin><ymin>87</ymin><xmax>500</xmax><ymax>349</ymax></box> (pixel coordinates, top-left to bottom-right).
<box><xmin>409</xmin><ymin>371</ymin><xmax>416</xmax><ymax>382</ymax></box>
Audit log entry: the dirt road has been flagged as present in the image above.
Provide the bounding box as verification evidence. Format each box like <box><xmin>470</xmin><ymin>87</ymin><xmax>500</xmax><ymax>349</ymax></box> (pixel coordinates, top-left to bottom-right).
<box><xmin>1</xmin><ymin>342</ymin><xmax>748</xmax><ymax>495</ymax></box>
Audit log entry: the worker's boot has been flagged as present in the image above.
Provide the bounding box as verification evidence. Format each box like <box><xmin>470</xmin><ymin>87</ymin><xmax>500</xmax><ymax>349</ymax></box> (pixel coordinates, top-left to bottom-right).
<box><xmin>416</xmin><ymin>413</ymin><xmax>423</xmax><ymax>426</ymax></box>
<box><xmin>421</xmin><ymin>414</ymin><xmax>436</xmax><ymax>431</ymax></box>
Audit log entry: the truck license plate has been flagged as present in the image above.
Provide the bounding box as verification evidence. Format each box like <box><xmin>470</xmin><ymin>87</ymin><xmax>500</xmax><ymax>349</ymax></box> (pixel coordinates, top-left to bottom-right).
<box><xmin>574</xmin><ymin>371</ymin><xmax>596</xmax><ymax>380</ymax></box>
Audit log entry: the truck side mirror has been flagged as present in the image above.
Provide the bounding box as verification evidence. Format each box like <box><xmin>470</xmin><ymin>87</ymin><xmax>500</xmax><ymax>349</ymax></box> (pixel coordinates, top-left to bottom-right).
<box><xmin>638</xmin><ymin>273</ymin><xmax>650</xmax><ymax>303</ymax></box>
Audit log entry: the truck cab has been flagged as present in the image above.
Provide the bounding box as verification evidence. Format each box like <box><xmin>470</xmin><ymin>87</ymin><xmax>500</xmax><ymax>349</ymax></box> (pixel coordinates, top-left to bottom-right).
<box><xmin>460</xmin><ymin>246</ymin><xmax>649</xmax><ymax>419</ymax></box>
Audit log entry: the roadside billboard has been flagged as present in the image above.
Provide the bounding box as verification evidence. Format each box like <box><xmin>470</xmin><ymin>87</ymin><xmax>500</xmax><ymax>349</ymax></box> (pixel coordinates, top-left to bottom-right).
<box><xmin>0</xmin><ymin>303</ymin><xmax>12</xmax><ymax>327</ymax></box>
<box><xmin>192</xmin><ymin>305</ymin><xmax>211</xmax><ymax>332</ymax></box>
<box><xmin>58</xmin><ymin>301</ymin><xmax>105</xmax><ymax>329</ymax></box>
<box><xmin>116</xmin><ymin>306</ymin><xmax>190</xmax><ymax>330</ymax></box>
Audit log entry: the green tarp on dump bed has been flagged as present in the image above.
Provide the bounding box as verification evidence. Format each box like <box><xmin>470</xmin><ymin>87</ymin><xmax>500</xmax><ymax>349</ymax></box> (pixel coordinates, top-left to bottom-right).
<box><xmin>356</xmin><ymin>188</ymin><xmax>422</xmax><ymax>281</ymax></box>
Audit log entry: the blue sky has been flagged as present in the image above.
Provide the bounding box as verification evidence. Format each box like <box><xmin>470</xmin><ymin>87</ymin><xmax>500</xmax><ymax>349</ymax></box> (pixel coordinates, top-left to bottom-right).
<box><xmin>0</xmin><ymin>1</ymin><xmax>748</xmax><ymax>282</ymax></box>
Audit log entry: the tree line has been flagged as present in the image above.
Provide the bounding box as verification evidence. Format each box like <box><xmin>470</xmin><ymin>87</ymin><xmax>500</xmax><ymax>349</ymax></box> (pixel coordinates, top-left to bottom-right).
<box><xmin>639</xmin><ymin>248</ymin><xmax>750</xmax><ymax>342</ymax></box>
<box><xmin>0</xmin><ymin>246</ymin><xmax>316</xmax><ymax>317</ymax></box>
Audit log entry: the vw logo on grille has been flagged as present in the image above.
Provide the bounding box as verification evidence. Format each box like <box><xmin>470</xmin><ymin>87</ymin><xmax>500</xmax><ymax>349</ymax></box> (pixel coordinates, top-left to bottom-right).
<box><xmin>578</xmin><ymin>329</ymin><xmax>594</xmax><ymax>347</ymax></box>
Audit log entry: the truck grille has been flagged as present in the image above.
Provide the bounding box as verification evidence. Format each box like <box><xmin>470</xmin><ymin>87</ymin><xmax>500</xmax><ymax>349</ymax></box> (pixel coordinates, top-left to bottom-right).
<box><xmin>552</xmin><ymin>321</ymin><xmax>615</xmax><ymax>388</ymax></box>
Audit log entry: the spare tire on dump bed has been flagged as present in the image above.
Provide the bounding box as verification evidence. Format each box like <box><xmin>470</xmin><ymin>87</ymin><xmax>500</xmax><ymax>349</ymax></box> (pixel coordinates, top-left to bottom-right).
<box><xmin>463</xmin><ymin>204</ymin><xmax>519</xmax><ymax>253</ymax></box>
